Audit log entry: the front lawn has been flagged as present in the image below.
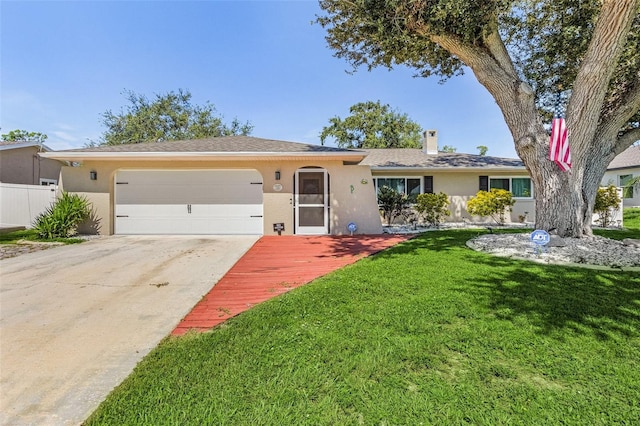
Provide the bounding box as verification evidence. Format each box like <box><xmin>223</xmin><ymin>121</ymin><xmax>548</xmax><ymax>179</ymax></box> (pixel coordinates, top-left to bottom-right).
<box><xmin>0</xmin><ymin>229</ymin><xmax>83</xmax><ymax>245</ymax></box>
<box><xmin>86</xmin><ymin>230</ymin><xmax>640</xmax><ymax>425</ymax></box>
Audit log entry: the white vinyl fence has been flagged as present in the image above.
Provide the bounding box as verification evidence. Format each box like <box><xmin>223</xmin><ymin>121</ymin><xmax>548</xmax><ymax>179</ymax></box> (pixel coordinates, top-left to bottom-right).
<box><xmin>0</xmin><ymin>183</ymin><xmax>58</xmax><ymax>227</ymax></box>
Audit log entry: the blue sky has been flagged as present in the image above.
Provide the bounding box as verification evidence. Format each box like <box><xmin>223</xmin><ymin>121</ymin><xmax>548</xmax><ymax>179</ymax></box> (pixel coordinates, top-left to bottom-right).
<box><xmin>1</xmin><ymin>0</ymin><xmax>517</xmax><ymax>157</ymax></box>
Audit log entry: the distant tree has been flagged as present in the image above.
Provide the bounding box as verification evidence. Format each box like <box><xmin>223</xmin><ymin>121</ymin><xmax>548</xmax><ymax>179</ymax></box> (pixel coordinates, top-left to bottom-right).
<box><xmin>441</xmin><ymin>145</ymin><xmax>457</xmax><ymax>153</ymax></box>
<box><xmin>2</xmin><ymin>129</ymin><xmax>48</xmax><ymax>144</ymax></box>
<box><xmin>99</xmin><ymin>89</ymin><xmax>253</xmax><ymax>145</ymax></box>
<box><xmin>477</xmin><ymin>145</ymin><xmax>489</xmax><ymax>156</ymax></box>
<box><xmin>320</xmin><ymin>101</ymin><xmax>422</xmax><ymax>148</ymax></box>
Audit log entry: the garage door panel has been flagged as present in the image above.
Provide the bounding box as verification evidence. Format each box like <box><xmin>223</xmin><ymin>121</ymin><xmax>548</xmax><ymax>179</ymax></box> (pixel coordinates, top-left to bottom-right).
<box><xmin>115</xmin><ymin>170</ymin><xmax>263</xmax><ymax>235</ymax></box>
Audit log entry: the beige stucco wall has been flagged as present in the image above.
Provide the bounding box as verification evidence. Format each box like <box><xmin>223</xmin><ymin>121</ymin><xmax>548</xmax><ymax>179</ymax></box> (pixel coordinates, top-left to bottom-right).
<box><xmin>372</xmin><ymin>170</ymin><xmax>536</xmax><ymax>224</ymax></box>
<box><xmin>0</xmin><ymin>147</ymin><xmax>63</xmax><ymax>185</ymax></box>
<box><xmin>59</xmin><ymin>159</ymin><xmax>381</xmax><ymax>235</ymax></box>
<box><xmin>602</xmin><ymin>167</ymin><xmax>640</xmax><ymax>208</ymax></box>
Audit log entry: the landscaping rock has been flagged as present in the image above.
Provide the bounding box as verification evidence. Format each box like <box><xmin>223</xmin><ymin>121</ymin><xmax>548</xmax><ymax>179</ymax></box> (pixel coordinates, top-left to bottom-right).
<box><xmin>467</xmin><ymin>233</ymin><xmax>640</xmax><ymax>269</ymax></box>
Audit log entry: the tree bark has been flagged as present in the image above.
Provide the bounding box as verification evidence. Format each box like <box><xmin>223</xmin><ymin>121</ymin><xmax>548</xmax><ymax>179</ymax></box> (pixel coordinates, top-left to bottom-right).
<box><xmin>429</xmin><ymin>1</ymin><xmax>639</xmax><ymax>237</ymax></box>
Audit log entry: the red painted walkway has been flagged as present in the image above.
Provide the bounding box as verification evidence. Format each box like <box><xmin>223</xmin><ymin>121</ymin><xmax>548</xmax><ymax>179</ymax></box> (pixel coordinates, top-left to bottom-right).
<box><xmin>172</xmin><ymin>234</ymin><xmax>412</xmax><ymax>335</ymax></box>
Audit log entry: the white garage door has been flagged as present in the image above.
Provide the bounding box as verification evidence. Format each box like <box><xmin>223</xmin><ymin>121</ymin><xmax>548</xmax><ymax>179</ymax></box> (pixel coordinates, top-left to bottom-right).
<box><xmin>114</xmin><ymin>170</ymin><xmax>263</xmax><ymax>235</ymax></box>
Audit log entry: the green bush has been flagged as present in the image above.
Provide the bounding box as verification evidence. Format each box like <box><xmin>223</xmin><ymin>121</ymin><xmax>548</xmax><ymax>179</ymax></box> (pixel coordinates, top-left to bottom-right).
<box><xmin>466</xmin><ymin>188</ymin><xmax>515</xmax><ymax>224</ymax></box>
<box><xmin>33</xmin><ymin>192</ymin><xmax>92</xmax><ymax>239</ymax></box>
<box><xmin>415</xmin><ymin>192</ymin><xmax>450</xmax><ymax>226</ymax></box>
<box><xmin>377</xmin><ymin>186</ymin><xmax>411</xmax><ymax>225</ymax></box>
<box><xmin>594</xmin><ymin>185</ymin><xmax>621</xmax><ymax>227</ymax></box>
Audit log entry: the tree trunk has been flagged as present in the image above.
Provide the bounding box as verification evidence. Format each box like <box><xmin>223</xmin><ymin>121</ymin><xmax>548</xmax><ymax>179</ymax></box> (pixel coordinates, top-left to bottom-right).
<box><xmin>516</xmin><ymin>131</ymin><xmax>616</xmax><ymax>237</ymax></box>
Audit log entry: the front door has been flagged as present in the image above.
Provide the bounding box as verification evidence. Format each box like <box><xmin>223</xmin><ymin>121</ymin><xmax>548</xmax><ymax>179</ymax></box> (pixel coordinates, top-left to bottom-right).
<box><xmin>295</xmin><ymin>169</ymin><xmax>328</xmax><ymax>234</ymax></box>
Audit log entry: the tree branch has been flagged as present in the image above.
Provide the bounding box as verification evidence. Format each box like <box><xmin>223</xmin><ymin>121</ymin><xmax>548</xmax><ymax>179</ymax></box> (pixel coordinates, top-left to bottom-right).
<box><xmin>567</xmin><ymin>0</ymin><xmax>639</xmax><ymax>147</ymax></box>
<box><xmin>616</xmin><ymin>127</ymin><xmax>640</xmax><ymax>154</ymax></box>
<box><xmin>595</xmin><ymin>73</ymin><xmax>640</xmax><ymax>146</ymax></box>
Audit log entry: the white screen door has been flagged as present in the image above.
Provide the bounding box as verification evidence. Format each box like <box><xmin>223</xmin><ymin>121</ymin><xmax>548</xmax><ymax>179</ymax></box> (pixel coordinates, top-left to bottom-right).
<box><xmin>295</xmin><ymin>169</ymin><xmax>328</xmax><ymax>234</ymax></box>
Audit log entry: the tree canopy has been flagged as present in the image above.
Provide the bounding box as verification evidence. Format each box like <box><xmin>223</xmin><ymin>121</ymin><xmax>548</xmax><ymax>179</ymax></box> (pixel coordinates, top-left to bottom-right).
<box><xmin>320</xmin><ymin>100</ymin><xmax>422</xmax><ymax>148</ymax></box>
<box><xmin>318</xmin><ymin>0</ymin><xmax>640</xmax><ymax>237</ymax></box>
<box><xmin>1</xmin><ymin>129</ymin><xmax>48</xmax><ymax>144</ymax></box>
<box><xmin>99</xmin><ymin>89</ymin><xmax>253</xmax><ymax>145</ymax></box>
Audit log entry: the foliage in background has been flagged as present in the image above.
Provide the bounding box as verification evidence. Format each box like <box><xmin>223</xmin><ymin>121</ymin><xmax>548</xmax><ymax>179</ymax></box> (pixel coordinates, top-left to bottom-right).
<box><xmin>98</xmin><ymin>89</ymin><xmax>253</xmax><ymax>145</ymax></box>
<box><xmin>415</xmin><ymin>192</ymin><xmax>450</xmax><ymax>226</ymax></box>
<box><xmin>441</xmin><ymin>145</ymin><xmax>457</xmax><ymax>153</ymax></box>
<box><xmin>594</xmin><ymin>185</ymin><xmax>622</xmax><ymax>227</ymax></box>
<box><xmin>377</xmin><ymin>186</ymin><xmax>412</xmax><ymax>225</ymax></box>
<box><xmin>467</xmin><ymin>189</ymin><xmax>516</xmax><ymax>224</ymax></box>
<box><xmin>320</xmin><ymin>100</ymin><xmax>422</xmax><ymax>148</ymax></box>
<box><xmin>1</xmin><ymin>129</ymin><xmax>48</xmax><ymax>144</ymax></box>
<box><xmin>477</xmin><ymin>145</ymin><xmax>488</xmax><ymax>155</ymax></box>
<box><xmin>33</xmin><ymin>193</ymin><xmax>92</xmax><ymax>239</ymax></box>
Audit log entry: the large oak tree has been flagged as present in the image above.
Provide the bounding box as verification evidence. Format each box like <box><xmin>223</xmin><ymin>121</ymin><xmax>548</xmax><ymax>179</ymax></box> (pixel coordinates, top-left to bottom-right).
<box><xmin>320</xmin><ymin>100</ymin><xmax>423</xmax><ymax>148</ymax></box>
<box><xmin>100</xmin><ymin>89</ymin><xmax>253</xmax><ymax>145</ymax></box>
<box><xmin>318</xmin><ymin>0</ymin><xmax>640</xmax><ymax>237</ymax></box>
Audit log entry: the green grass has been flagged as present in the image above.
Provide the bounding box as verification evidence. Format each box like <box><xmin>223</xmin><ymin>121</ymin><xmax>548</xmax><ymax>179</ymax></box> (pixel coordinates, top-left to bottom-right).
<box><xmin>623</xmin><ymin>207</ymin><xmax>640</xmax><ymax>230</ymax></box>
<box><xmin>594</xmin><ymin>207</ymin><xmax>640</xmax><ymax>240</ymax></box>
<box><xmin>0</xmin><ymin>229</ymin><xmax>83</xmax><ymax>244</ymax></box>
<box><xmin>86</xmin><ymin>229</ymin><xmax>640</xmax><ymax>425</ymax></box>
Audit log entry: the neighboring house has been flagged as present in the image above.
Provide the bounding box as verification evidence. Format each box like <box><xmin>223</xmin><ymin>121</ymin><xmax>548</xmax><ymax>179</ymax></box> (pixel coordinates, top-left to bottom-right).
<box><xmin>362</xmin><ymin>130</ymin><xmax>534</xmax><ymax>223</ymax></box>
<box><xmin>601</xmin><ymin>145</ymin><xmax>640</xmax><ymax>207</ymax></box>
<box><xmin>0</xmin><ymin>140</ymin><xmax>63</xmax><ymax>185</ymax></box>
<box><xmin>41</xmin><ymin>134</ymin><xmax>536</xmax><ymax>236</ymax></box>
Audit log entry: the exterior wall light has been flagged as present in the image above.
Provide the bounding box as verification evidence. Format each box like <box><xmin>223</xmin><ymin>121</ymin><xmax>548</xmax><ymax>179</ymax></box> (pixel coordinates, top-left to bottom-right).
<box><xmin>90</xmin><ymin>171</ymin><xmax>97</xmax><ymax>180</ymax></box>
<box><xmin>275</xmin><ymin>170</ymin><xmax>281</xmax><ymax>180</ymax></box>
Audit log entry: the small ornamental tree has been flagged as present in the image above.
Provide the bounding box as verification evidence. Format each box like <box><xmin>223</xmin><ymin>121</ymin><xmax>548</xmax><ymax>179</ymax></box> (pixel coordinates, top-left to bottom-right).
<box><xmin>594</xmin><ymin>185</ymin><xmax>621</xmax><ymax>227</ymax></box>
<box><xmin>377</xmin><ymin>186</ymin><xmax>411</xmax><ymax>225</ymax></box>
<box><xmin>467</xmin><ymin>189</ymin><xmax>516</xmax><ymax>225</ymax></box>
<box><xmin>415</xmin><ymin>192</ymin><xmax>450</xmax><ymax>227</ymax></box>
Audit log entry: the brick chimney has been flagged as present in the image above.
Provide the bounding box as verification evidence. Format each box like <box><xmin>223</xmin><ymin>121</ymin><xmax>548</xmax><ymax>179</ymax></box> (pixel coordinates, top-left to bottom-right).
<box><xmin>422</xmin><ymin>129</ymin><xmax>438</xmax><ymax>154</ymax></box>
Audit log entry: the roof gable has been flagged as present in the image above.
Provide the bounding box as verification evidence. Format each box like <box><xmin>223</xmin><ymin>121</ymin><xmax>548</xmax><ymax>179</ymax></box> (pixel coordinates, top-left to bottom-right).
<box><xmin>608</xmin><ymin>145</ymin><xmax>640</xmax><ymax>170</ymax></box>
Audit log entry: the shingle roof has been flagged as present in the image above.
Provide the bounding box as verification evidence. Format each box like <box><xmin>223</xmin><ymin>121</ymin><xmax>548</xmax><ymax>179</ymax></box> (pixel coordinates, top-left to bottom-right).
<box><xmin>608</xmin><ymin>145</ymin><xmax>640</xmax><ymax>170</ymax></box>
<box><xmin>360</xmin><ymin>149</ymin><xmax>524</xmax><ymax>170</ymax></box>
<box><xmin>58</xmin><ymin>136</ymin><xmax>356</xmax><ymax>154</ymax></box>
<box><xmin>0</xmin><ymin>140</ymin><xmax>51</xmax><ymax>151</ymax></box>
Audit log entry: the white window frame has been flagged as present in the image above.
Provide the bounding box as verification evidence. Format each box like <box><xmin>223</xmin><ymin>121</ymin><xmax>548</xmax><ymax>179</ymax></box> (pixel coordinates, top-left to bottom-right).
<box><xmin>489</xmin><ymin>176</ymin><xmax>534</xmax><ymax>199</ymax></box>
<box><xmin>39</xmin><ymin>178</ymin><xmax>58</xmax><ymax>186</ymax></box>
<box><xmin>373</xmin><ymin>177</ymin><xmax>423</xmax><ymax>197</ymax></box>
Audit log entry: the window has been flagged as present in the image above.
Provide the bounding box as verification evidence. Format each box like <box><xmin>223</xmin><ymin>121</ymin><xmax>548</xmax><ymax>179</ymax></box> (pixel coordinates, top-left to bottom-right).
<box><xmin>374</xmin><ymin>177</ymin><xmax>421</xmax><ymax>196</ymax></box>
<box><xmin>487</xmin><ymin>177</ymin><xmax>532</xmax><ymax>198</ymax></box>
<box><xmin>620</xmin><ymin>174</ymin><xmax>634</xmax><ymax>198</ymax></box>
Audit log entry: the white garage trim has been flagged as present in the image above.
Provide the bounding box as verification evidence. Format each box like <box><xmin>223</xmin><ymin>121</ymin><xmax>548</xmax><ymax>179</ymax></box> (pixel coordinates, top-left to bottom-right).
<box><xmin>114</xmin><ymin>169</ymin><xmax>263</xmax><ymax>235</ymax></box>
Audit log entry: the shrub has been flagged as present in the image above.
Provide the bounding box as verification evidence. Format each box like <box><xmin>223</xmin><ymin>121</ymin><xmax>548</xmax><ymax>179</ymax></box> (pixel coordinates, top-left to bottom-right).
<box><xmin>594</xmin><ymin>185</ymin><xmax>621</xmax><ymax>227</ymax></box>
<box><xmin>415</xmin><ymin>192</ymin><xmax>450</xmax><ymax>226</ymax></box>
<box><xmin>33</xmin><ymin>192</ymin><xmax>92</xmax><ymax>239</ymax></box>
<box><xmin>377</xmin><ymin>186</ymin><xmax>411</xmax><ymax>225</ymax></box>
<box><xmin>466</xmin><ymin>189</ymin><xmax>515</xmax><ymax>224</ymax></box>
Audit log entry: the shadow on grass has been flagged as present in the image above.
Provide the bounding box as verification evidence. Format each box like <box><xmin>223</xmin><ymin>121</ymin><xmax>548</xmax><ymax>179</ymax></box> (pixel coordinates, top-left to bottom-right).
<box><xmin>458</xmin><ymin>246</ymin><xmax>640</xmax><ymax>341</ymax></box>
<box><xmin>370</xmin><ymin>230</ymin><xmax>640</xmax><ymax>341</ymax></box>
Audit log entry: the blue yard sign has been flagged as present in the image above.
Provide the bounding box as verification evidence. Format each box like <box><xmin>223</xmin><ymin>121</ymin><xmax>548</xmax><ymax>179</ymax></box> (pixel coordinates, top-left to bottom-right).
<box><xmin>530</xmin><ymin>229</ymin><xmax>550</xmax><ymax>246</ymax></box>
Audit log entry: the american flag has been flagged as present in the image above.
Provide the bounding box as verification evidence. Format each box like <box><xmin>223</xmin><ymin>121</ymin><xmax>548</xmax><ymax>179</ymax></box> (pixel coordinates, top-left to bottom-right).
<box><xmin>549</xmin><ymin>99</ymin><xmax>571</xmax><ymax>171</ymax></box>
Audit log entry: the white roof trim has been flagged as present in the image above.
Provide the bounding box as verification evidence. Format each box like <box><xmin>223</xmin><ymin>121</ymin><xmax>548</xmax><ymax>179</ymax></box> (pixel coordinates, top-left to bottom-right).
<box><xmin>0</xmin><ymin>142</ymin><xmax>52</xmax><ymax>151</ymax></box>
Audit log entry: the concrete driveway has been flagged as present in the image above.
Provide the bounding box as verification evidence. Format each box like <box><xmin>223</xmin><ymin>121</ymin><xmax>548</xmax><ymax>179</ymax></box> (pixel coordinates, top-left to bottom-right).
<box><xmin>0</xmin><ymin>235</ymin><xmax>258</xmax><ymax>426</ymax></box>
